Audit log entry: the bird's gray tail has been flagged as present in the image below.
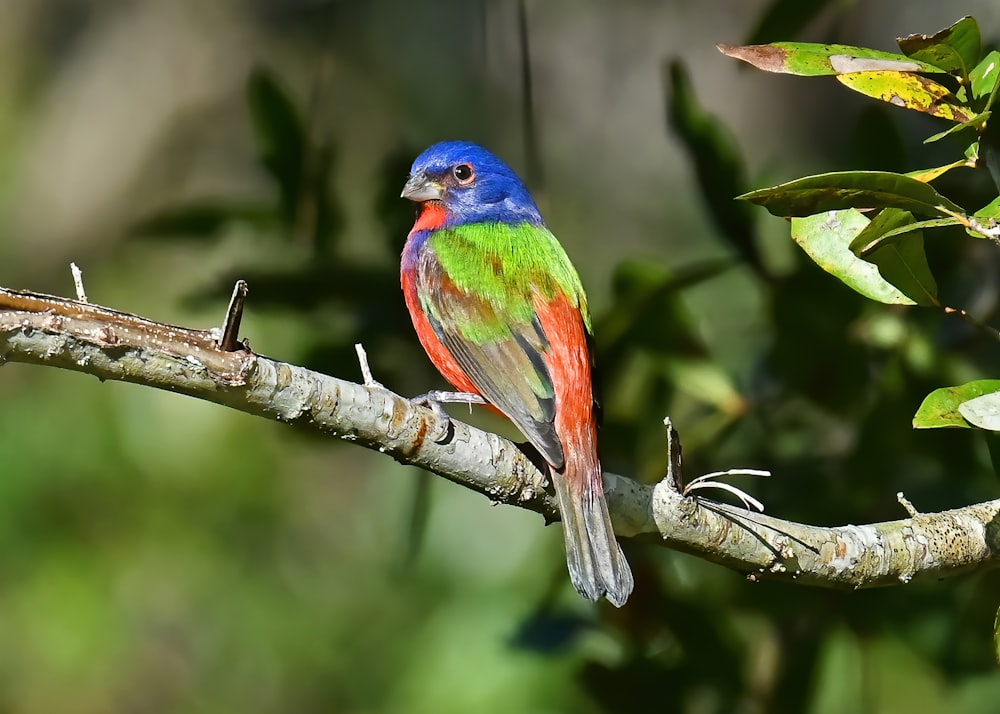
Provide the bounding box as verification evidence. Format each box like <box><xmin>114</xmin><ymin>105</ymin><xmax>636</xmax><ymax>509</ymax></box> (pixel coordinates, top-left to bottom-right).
<box><xmin>552</xmin><ymin>463</ymin><xmax>634</xmax><ymax>607</ymax></box>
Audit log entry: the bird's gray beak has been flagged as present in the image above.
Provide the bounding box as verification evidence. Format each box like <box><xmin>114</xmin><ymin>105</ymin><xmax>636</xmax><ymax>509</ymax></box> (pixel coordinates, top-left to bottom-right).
<box><xmin>401</xmin><ymin>172</ymin><xmax>444</xmax><ymax>202</ymax></box>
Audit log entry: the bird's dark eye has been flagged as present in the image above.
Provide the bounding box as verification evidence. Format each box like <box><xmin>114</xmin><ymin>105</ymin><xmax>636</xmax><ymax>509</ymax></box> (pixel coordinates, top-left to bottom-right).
<box><xmin>453</xmin><ymin>163</ymin><xmax>475</xmax><ymax>184</ymax></box>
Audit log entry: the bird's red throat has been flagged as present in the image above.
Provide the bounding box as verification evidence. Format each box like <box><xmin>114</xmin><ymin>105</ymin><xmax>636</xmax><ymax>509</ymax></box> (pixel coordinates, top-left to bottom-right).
<box><xmin>412</xmin><ymin>201</ymin><xmax>448</xmax><ymax>233</ymax></box>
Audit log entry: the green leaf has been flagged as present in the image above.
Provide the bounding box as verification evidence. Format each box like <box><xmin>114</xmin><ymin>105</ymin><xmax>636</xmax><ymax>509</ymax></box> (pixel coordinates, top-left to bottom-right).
<box><xmin>836</xmin><ymin>72</ymin><xmax>972</xmax><ymax>123</ymax></box>
<box><xmin>865</xmin><ymin>231</ymin><xmax>938</xmax><ymax>306</ymax></box>
<box><xmin>739</xmin><ymin>171</ymin><xmax>966</xmax><ymax>218</ymax></box>
<box><xmin>843</xmin><ymin>209</ymin><xmax>938</xmax><ymax>305</ymax></box>
<box><xmin>664</xmin><ymin>61</ymin><xmax>764</xmax><ymax>276</ymax></box>
<box><xmin>974</xmin><ymin>195</ymin><xmax>1000</xmax><ymax>220</ymax></box>
<box><xmin>897</xmin><ymin>16</ymin><xmax>981</xmax><ymax>78</ymax></box>
<box><xmin>851</xmin><ymin>215</ymin><xmax>962</xmax><ymax>255</ymax></box>
<box><xmin>790</xmin><ymin>209</ymin><xmax>916</xmax><ymax>305</ymax></box>
<box><xmin>913</xmin><ymin>380</ymin><xmax>1000</xmax><ymax>428</ymax></box>
<box><xmin>906</xmin><ymin>160</ymin><xmax>971</xmax><ymax>182</ymax></box>
<box><xmin>717</xmin><ymin>42</ymin><xmax>946</xmax><ymax>76</ymax></box>
<box><xmin>247</xmin><ymin>66</ymin><xmax>305</xmax><ymax>222</ymax></box>
<box><xmin>970</xmin><ymin>50</ymin><xmax>1000</xmax><ymax>102</ymax></box>
<box><xmin>923</xmin><ymin>111</ymin><xmax>989</xmax><ymax>143</ymax></box>
<box><xmin>849</xmin><ymin>208</ymin><xmax>915</xmax><ymax>254</ymax></box>
<box><xmin>958</xmin><ymin>392</ymin><xmax>1000</xmax><ymax>430</ymax></box>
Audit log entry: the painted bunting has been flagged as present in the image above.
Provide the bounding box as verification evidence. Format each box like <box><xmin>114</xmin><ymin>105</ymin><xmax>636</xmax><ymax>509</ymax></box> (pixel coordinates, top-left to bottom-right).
<box><xmin>400</xmin><ymin>141</ymin><xmax>633</xmax><ymax>607</ymax></box>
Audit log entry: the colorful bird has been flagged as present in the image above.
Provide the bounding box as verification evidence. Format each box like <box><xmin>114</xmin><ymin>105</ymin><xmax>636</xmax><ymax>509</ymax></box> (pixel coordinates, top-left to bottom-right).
<box><xmin>399</xmin><ymin>141</ymin><xmax>634</xmax><ymax>607</ymax></box>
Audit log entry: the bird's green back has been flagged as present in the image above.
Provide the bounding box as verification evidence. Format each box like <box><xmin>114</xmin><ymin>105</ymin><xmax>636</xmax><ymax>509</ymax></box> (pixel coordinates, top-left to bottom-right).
<box><xmin>427</xmin><ymin>222</ymin><xmax>592</xmax><ymax>345</ymax></box>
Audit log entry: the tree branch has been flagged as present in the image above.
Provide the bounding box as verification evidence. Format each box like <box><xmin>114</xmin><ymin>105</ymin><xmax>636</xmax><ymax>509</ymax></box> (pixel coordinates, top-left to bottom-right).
<box><xmin>1</xmin><ymin>283</ymin><xmax>997</xmax><ymax>590</ymax></box>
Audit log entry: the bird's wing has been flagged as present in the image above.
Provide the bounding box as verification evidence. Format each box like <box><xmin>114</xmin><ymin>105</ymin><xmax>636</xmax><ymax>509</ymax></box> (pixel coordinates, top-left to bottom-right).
<box><xmin>414</xmin><ymin>229</ymin><xmax>575</xmax><ymax>469</ymax></box>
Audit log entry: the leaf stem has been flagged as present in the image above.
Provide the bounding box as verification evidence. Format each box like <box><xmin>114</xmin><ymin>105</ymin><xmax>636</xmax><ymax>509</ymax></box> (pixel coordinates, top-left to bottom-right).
<box><xmin>943</xmin><ymin>305</ymin><xmax>1000</xmax><ymax>342</ymax></box>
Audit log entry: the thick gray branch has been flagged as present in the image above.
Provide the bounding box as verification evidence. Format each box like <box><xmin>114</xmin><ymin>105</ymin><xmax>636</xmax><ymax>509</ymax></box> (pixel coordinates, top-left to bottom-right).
<box><xmin>0</xmin><ymin>285</ymin><xmax>997</xmax><ymax>590</ymax></box>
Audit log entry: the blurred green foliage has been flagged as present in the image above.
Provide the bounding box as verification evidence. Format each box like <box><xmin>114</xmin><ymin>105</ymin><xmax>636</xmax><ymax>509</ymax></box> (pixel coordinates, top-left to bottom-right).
<box><xmin>1</xmin><ymin>2</ymin><xmax>1000</xmax><ymax>713</ymax></box>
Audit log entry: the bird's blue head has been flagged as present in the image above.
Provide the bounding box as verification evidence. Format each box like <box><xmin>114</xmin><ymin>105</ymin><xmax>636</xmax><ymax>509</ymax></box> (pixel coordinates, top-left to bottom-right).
<box><xmin>401</xmin><ymin>141</ymin><xmax>543</xmax><ymax>227</ymax></box>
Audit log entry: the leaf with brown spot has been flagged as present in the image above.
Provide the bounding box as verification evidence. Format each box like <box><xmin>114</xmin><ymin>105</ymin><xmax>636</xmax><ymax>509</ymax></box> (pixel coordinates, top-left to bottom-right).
<box><xmin>836</xmin><ymin>71</ymin><xmax>973</xmax><ymax>123</ymax></box>
<box><xmin>718</xmin><ymin>42</ymin><xmax>945</xmax><ymax>76</ymax></box>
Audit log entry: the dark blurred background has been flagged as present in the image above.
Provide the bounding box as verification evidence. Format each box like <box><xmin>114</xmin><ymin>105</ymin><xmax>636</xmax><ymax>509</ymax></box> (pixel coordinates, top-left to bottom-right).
<box><xmin>1</xmin><ymin>1</ymin><xmax>1000</xmax><ymax>712</ymax></box>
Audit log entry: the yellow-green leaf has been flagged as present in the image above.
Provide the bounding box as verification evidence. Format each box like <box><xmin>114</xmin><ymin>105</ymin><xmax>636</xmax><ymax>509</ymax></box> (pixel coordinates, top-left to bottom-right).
<box><xmin>717</xmin><ymin>42</ymin><xmax>945</xmax><ymax>76</ymax></box>
<box><xmin>907</xmin><ymin>160</ymin><xmax>971</xmax><ymax>182</ymax></box>
<box><xmin>836</xmin><ymin>71</ymin><xmax>973</xmax><ymax>123</ymax></box>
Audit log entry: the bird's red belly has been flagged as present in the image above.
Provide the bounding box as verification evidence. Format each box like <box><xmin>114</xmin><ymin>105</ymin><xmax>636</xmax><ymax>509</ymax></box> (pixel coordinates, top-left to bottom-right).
<box><xmin>401</xmin><ymin>268</ymin><xmax>483</xmax><ymax>398</ymax></box>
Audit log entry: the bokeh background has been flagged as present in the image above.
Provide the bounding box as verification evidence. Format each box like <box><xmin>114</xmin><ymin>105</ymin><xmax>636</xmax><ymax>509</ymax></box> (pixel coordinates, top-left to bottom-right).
<box><xmin>1</xmin><ymin>1</ymin><xmax>1000</xmax><ymax>712</ymax></box>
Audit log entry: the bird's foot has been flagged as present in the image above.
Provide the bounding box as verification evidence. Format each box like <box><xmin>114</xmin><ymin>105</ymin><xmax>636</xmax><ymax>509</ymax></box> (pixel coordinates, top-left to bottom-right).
<box><xmin>410</xmin><ymin>390</ymin><xmax>486</xmax><ymax>444</ymax></box>
<box><xmin>411</xmin><ymin>390</ymin><xmax>486</xmax><ymax>408</ymax></box>
<box><xmin>683</xmin><ymin>468</ymin><xmax>771</xmax><ymax>513</ymax></box>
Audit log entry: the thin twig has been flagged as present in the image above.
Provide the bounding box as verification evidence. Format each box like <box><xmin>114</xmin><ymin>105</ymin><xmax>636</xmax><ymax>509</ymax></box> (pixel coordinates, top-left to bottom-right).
<box><xmin>355</xmin><ymin>342</ymin><xmax>380</xmax><ymax>387</ymax></box>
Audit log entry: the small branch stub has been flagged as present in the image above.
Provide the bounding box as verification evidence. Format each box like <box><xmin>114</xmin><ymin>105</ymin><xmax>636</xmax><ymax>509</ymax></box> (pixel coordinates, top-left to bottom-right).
<box><xmin>219</xmin><ymin>280</ymin><xmax>249</xmax><ymax>352</ymax></box>
<box><xmin>70</xmin><ymin>263</ymin><xmax>88</xmax><ymax>303</ymax></box>
<box><xmin>664</xmin><ymin>416</ymin><xmax>684</xmax><ymax>490</ymax></box>
<box><xmin>897</xmin><ymin>491</ymin><xmax>920</xmax><ymax>517</ymax></box>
